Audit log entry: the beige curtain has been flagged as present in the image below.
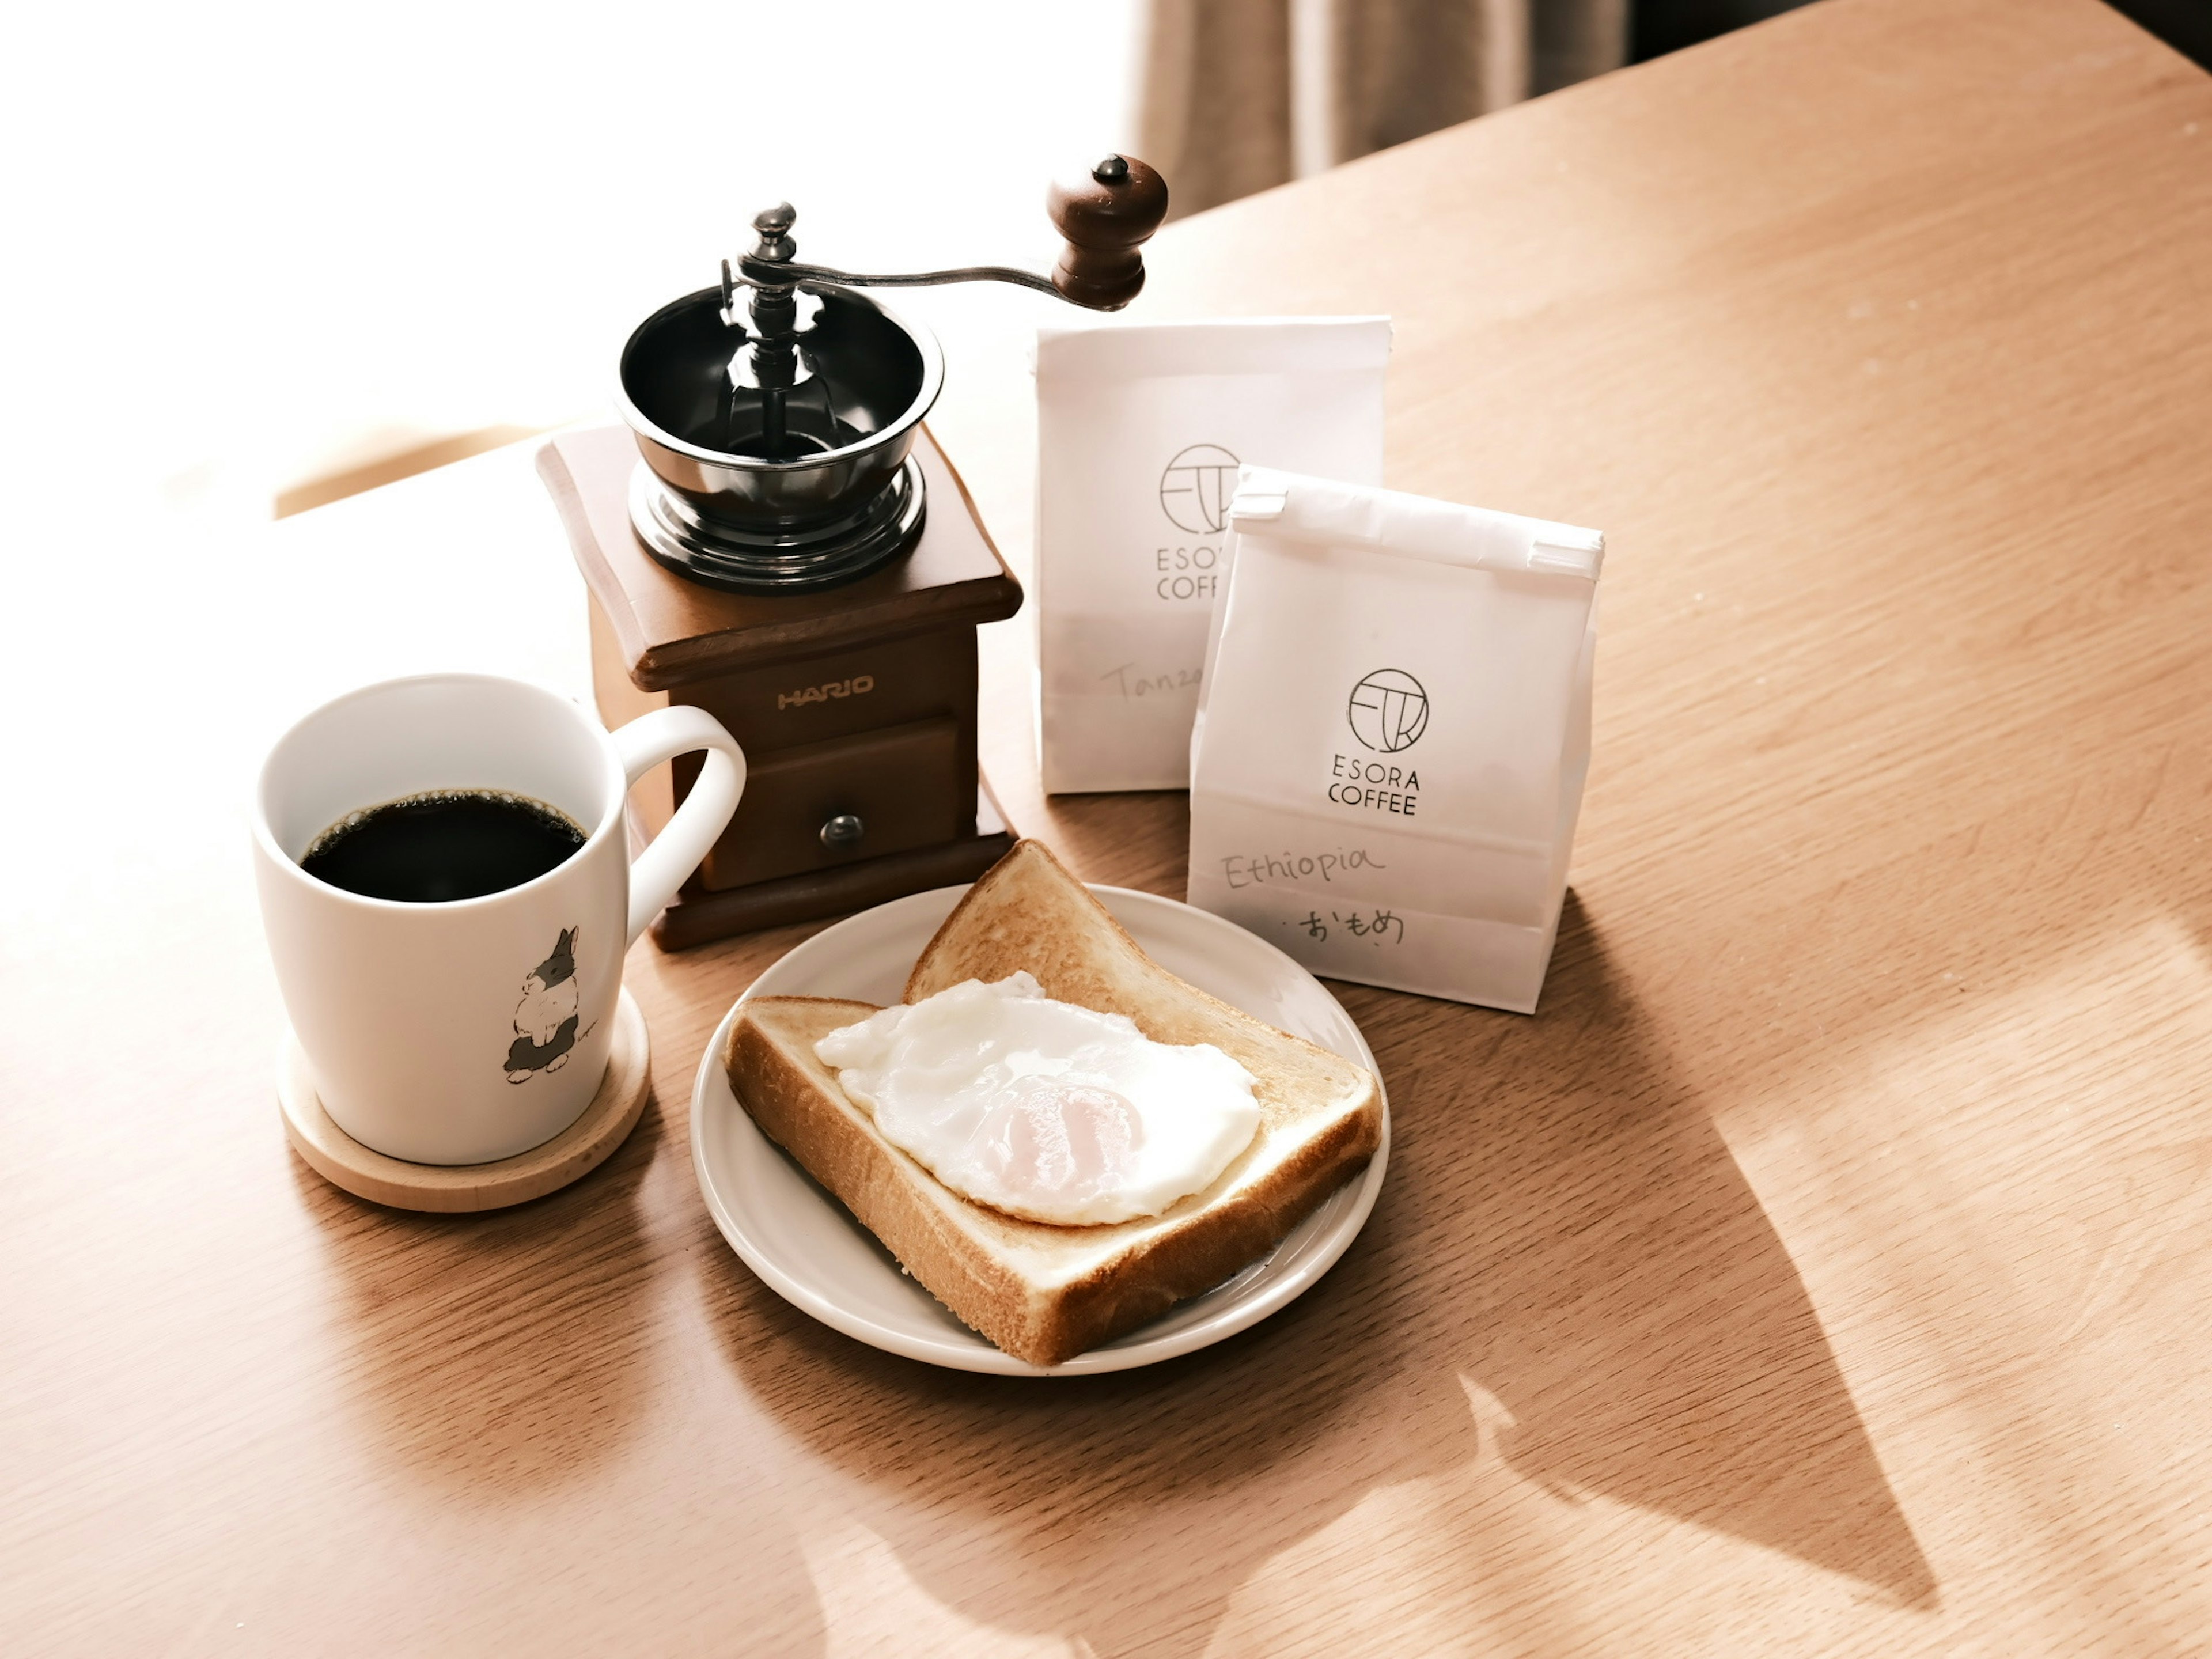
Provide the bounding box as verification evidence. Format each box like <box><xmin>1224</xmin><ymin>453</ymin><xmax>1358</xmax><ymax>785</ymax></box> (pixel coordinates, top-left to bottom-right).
<box><xmin>1138</xmin><ymin>0</ymin><xmax>1628</xmax><ymax>218</ymax></box>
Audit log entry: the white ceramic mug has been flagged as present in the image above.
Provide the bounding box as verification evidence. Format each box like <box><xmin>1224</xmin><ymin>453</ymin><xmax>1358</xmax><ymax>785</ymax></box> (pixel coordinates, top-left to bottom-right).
<box><xmin>253</xmin><ymin>673</ymin><xmax>744</xmax><ymax>1165</ymax></box>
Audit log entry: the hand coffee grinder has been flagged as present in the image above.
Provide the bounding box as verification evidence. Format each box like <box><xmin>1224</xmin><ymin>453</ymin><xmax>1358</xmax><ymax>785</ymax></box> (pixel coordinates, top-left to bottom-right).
<box><xmin>540</xmin><ymin>157</ymin><xmax>1168</xmax><ymax>946</ymax></box>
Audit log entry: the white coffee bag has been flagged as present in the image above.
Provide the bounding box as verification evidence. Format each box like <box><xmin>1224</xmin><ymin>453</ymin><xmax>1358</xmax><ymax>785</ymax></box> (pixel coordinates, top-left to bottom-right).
<box><xmin>1035</xmin><ymin>318</ymin><xmax>1391</xmax><ymax>793</ymax></box>
<box><xmin>1187</xmin><ymin>468</ymin><xmax>1603</xmax><ymax>1013</ymax></box>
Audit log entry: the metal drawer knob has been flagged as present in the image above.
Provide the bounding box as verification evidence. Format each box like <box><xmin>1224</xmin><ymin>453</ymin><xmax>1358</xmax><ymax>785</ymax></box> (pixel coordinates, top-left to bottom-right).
<box><xmin>819</xmin><ymin>812</ymin><xmax>866</xmax><ymax>850</ymax></box>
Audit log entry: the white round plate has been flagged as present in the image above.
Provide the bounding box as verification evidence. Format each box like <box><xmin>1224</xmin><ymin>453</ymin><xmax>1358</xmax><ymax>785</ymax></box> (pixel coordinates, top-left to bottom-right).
<box><xmin>690</xmin><ymin>883</ymin><xmax>1390</xmax><ymax>1376</ymax></box>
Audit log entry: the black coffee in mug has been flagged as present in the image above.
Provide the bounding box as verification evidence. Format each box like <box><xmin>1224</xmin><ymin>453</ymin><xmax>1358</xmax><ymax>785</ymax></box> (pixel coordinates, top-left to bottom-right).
<box><xmin>301</xmin><ymin>790</ymin><xmax>586</xmax><ymax>903</ymax></box>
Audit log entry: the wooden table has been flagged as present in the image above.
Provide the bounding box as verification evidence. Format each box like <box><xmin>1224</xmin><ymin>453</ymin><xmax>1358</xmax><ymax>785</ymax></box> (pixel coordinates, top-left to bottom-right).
<box><xmin>9</xmin><ymin>0</ymin><xmax>2212</xmax><ymax>1650</ymax></box>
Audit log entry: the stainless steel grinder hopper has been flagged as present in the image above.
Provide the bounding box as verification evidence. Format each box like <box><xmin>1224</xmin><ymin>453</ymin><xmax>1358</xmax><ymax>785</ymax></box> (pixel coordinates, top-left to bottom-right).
<box><xmin>617</xmin><ymin>155</ymin><xmax>1169</xmax><ymax>591</ymax></box>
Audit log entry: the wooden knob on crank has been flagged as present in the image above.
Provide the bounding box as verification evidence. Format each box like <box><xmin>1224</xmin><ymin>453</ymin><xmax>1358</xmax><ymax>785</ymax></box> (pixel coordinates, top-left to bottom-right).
<box><xmin>1047</xmin><ymin>154</ymin><xmax>1169</xmax><ymax>310</ymax></box>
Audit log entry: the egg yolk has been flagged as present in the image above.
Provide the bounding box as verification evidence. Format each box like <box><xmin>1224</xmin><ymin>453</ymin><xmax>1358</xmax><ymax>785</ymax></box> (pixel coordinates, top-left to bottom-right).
<box><xmin>976</xmin><ymin>1075</ymin><xmax>1145</xmax><ymax>1206</ymax></box>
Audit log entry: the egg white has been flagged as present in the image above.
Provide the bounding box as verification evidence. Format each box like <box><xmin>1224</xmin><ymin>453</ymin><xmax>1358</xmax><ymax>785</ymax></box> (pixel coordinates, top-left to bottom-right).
<box><xmin>813</xmin><ymin>972</ymin><xmax>1262</xmax><ymax>1226</ymax></box>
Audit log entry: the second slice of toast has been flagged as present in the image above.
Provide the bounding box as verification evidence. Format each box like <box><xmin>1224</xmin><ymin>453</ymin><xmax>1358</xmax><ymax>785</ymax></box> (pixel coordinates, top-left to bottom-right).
<box><xmin>725</xmin><ymin>840</ymin><xmax>1383</xmax><ymax>1365</ymax></box>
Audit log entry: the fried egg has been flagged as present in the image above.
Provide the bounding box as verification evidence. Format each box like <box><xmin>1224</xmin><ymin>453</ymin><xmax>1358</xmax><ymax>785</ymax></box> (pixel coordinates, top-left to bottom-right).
<box><xmin>813</xmin><ymin>972</ymin><xmax>1262</xmax><ymax>1226</ymax></box>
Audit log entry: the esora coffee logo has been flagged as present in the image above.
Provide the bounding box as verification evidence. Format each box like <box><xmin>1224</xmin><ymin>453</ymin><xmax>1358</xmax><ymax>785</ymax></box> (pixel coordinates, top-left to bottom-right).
<box><xmin>1159</xmin><ymin>443</ymin><xmax>1240</xmax><ymax>535</ymax></box>
<box><xmin>1347</xmin><ymin>669</ymin><xmax>1429</xmax><ymax>753</ymax></box>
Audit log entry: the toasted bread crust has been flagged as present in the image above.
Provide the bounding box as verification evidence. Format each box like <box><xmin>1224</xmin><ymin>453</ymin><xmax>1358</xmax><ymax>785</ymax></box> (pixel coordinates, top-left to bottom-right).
<box><xmin>724</xmin><ymin>840</ymin><xmax>1384</xmax><ymax>1365</ymax></box>
<box><xmin>727</xmin><ymin>1001</ymin><xmax>1041</xmax><ymax>1357</ymax></box>
<box><xmin>1040</xmin><ymin>1090</ymin><xmax>1380</xmax><ymax>1355</ymax></box>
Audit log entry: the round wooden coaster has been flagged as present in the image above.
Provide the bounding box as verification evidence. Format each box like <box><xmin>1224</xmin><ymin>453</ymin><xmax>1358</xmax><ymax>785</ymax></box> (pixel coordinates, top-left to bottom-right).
<box><xmin>278</xmin><ymin>987</ymin><xmax>651</xmax><ymax>1213</ymax></box>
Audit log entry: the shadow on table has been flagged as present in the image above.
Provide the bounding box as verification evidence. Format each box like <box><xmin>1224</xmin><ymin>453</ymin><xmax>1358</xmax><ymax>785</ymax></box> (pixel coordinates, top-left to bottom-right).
<box><xmin>1441</xmin><ymin>895</ymin><xmax>1938</xmax><ymax>1606</ymax></box>
<box><xmin>294</xmin><ymin>1093</ymin><xmax>831</xmax><ymax>1654</ymax></box>
<box><xmin>701</xmin><ymin>894</ymin><xmax>1934</xmax><ymax>1654</ymax></box>
<box><xmin>298</xmin><ymin>1093</ymin><xmax>666</xmax><ymax>1499</ymax></box>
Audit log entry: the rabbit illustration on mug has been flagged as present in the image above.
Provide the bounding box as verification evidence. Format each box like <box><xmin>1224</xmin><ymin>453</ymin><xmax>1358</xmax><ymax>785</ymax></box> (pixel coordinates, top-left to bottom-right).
<box><xmin>505</xmin><ymin>927</ymin><xmax>586</xmax><ymax>1083</ymax></box>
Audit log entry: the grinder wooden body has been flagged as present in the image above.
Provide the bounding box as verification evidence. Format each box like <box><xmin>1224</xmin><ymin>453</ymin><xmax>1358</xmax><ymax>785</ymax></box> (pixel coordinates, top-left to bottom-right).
<box><xmin>539</xmin><ymin>424</ymin><xmax>1021</xmax><ymax>948</ymax></box>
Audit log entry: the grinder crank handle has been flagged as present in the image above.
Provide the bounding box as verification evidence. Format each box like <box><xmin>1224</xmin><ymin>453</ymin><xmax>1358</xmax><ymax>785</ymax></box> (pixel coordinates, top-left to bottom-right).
<box><xmin>731</xmin><ymin>156</ymin><xmax>1169</xmax><ymax>313</ymax></box>
<box><xmin>1044</xmin><ymin>154</ymin><xmax>1170</xmax><ymax>309</ymax></box>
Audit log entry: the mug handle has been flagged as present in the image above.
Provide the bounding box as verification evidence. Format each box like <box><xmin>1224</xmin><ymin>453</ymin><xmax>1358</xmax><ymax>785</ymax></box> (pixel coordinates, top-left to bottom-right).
<box><xmin>609</xmin><ymin>706</ymin><xmax>747</xmax><ymax>946</ymax></box>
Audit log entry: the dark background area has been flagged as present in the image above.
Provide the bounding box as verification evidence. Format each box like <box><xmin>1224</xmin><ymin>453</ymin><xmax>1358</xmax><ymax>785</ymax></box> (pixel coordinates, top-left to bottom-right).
<box><xmin>1636</xmin><ymin>0</ymin><xmax>2212</xmax><ymax>69</ymax></box>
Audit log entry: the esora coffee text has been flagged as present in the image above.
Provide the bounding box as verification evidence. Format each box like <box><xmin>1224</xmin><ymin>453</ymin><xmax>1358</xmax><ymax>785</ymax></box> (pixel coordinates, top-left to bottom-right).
<box><xmin>1327</xmin><ymin>753</ymin><xmax>1421</xmax><ymax>817</ymax></box>
<box><xmin>1155</xmin><ymin>543</ymin><xmax>1220</xmax><ymax>600</ymax></box>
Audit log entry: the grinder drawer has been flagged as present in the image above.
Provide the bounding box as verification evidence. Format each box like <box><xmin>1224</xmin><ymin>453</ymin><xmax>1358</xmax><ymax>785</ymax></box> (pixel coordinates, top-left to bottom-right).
<box><xmin>691</xmin><ymin>715</ymin><xmax>968</xmax><ymax>891</ymax></box>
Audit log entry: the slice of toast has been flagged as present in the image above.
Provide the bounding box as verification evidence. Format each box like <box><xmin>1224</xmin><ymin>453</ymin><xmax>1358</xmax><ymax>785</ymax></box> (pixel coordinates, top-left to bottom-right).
<box><xmin>725</xmin><ymin>839</ymin><xmax>1383</xmax><ymax>1365</ymax></box>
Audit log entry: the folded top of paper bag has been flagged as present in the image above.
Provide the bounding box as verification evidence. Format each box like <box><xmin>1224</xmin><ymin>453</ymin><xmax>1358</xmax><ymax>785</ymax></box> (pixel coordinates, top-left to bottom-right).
<box><xmin>1229</xmin><ymin>468</ymin><xmax>1604</xmax><ymax>581</ymax></box>
<box><xmin>1035</xmin><ymin>316</ymin><xmax>1392</xmax><ymax>380</ymax></box>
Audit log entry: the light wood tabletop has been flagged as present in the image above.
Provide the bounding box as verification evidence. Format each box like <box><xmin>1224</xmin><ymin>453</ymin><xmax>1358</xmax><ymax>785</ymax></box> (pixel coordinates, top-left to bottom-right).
<box><xmin>8</xmin><ymin>0</ymin><xmax>2212</xmax><ymax>1651</ymax></box>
